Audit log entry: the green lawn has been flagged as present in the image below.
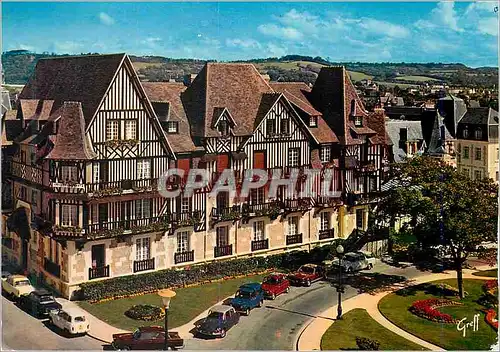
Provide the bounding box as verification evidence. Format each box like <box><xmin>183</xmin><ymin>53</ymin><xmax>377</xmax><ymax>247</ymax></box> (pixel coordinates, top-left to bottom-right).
<box><xmin>472</xmin><ymin>269</ymin><xmax>498</xmax><ymax>277</ymax></box>
<box><xmin>379</xmin><ymin>279</ymin><xmax>497</xmax><ymax>350</ymax></box>
<box><xmin>395</xmin><ymin>75</ymin><xmax>440</xmax><ymax>82</ymax></box>
<box><xmin>321</xmin><ymin>308</ymin><xmax>427</xmax><ymax>350</ymax></box>
<box><xmin>348</xmin><ymin>70</ymin><xmax>374</xmax><ymax>81</ymax></box>
<box><xmin>373</xmin><ymin>81</ymin><xmax>419</xmax><ymax>89</ymax></box>
<box><xmin>78</xmin><ymin>273</ymin><xmax>266</xmax><ymax>331</ymax></box>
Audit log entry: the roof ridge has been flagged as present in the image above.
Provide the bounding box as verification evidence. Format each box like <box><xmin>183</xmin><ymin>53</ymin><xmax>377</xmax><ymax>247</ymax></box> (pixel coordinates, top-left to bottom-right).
<box><xmin>38</xmin><ymin>53</ymin><xmax>126</xmax><ymax>61</ymax></box>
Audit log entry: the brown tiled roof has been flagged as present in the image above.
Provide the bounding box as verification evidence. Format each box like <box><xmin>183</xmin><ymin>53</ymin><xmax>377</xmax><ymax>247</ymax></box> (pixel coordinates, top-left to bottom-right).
<box><xmin>312</xmin><ymin>117</ymin><xmax>339</xmax><ymax>144</ymax></box>
<box><xmin>142</xmin><ymin>82</ymin><xmax>197</xmax><ymax>153</ymax></box>
<box><xmin>365</xmin><ymin>110</ymin><xmax>390</xmax><ymax>145</ymax></box>
<box><xmin>19</xmin><ymin>53</ymin><xmax>125</xmax><ymax>126</ymax></box>
<box><xmin>254</xmin><ymin>93</ymin><xmax>282</xmax><ymax>128</ymax></box>
<box><xmin>19</xmin><ymin>99</ymin><xmax>55</xmax><ymax>120</ymax></box>
<box><xmin>182</xmin><ymin>63</ymin><xmax>275</xmax><ymax>138</ymax></box>
<box><xmin>45</xmin><ymin>102</ymin><xmax>97</xmax><ymax>160</ymax></box>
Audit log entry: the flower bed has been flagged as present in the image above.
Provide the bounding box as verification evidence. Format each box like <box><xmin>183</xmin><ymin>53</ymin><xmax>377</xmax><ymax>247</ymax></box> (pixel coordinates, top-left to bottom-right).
<box><xmin>483</xmin><ymin>280</ymin><xmax>498</xmax><ymax>294</ymax></box>
<box><xmin>409</xmin><ymin>298</ymin><xmax>463</xmax><ymax>323</ymax></box>
<box><xmin>124</xmin><ymin>304</ymin><xmax>165</xmax><ymax>321</ymax></box>
<box><xmin>427</xmin><ymin>283</ymin><xmax>466</xmax><ymax>297</ymax></box>
<box><xmin>485</xmin><ymin>309</ymin><xmax>498</xmax><ymax>331</ymax></box>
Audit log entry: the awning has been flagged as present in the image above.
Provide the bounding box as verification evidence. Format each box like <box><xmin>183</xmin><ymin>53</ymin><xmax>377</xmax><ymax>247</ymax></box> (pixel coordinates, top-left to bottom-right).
<box><xmin>6</xmin><ymin>207</ymin><xmax>31</xmax><ymax>241</ymax></box>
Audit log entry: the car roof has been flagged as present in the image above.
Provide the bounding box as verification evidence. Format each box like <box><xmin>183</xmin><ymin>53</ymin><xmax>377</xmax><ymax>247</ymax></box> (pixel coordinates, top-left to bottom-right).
<box><xmin>301</xmin><ymin>264</ymin><xmax>318</xmax><ymax>268</ymax></box>
<box><xmin>62</xmin><ymin>307</ymin><xmax>86</xmax><ymax>316</ymax></box>
<box><xmin>209</xmin><ymin>305</ymin><xmax>234</xmax><ymax>314</ymax></box>
<box><xmin>240</xmin><ymin>282</ymin><xmax>261</xmax><ymax>290</ymax></box>
<box><xmin>10</xmin><ymin>275</ymin><xmax>29</xmax><ymax>280</ymax></box>
<box><xmin>357</xmin><ymin>250</ymin><xmax>373</xmax><ymax>256</ymax></box>
<box><xmin>140</xmin><ymin>326</ymin><xmax>164</xmax><ymax>332</ymax></box>
<box><xmin>34</xmin><ymin>289</ymin><xmax>52</xmax><ymax>295</ymax></box>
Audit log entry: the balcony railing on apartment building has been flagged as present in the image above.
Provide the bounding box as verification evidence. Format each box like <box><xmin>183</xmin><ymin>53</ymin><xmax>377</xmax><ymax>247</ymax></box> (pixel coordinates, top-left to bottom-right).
<box><xmin>84</xmin><ymin>178</ymin><xmax>158</xmax><ymax>193</ymax></box>
<box><xmin>251</xmin><ymin>239</ymin><xmax>269</xmax><ymax>251</ymax></box>
<box><xmin>211</xmin><ymin>205</ymin><xmax>242</xmax><ymax>222</ymax></box>
<box><xmin>286</xmin><ymin>233</ymin><xmax>303</xmax><ymax>245</ymax></box>
<box><xmin>243</xmin><ymin>202</ymin><xmax>281</xmax><ymax>216</ymax></box>
<box><xmin>174</xmin><ymin>250</ymin><xmax>195</xmax><ymax>264</ymax></box>
<box><xmin>214</xmin><ymin>244</ymin><xmax>233</xmax><ymax>258</ymax></box>
<box><xmin>283</xmin><ymin>198</ymin><xmax>311</xmax><ymax>212</ymax></box>
<box><xmin>318</xmin><ymin>228</ymin><xmax>335</xmax><ymax>240</ymax></box>
<box><xmin>83</xmin><ymin>214</ymin><xmax>171</xmax><ymax>239</ymax></box>
<box><xmin>89</xmin><ymin>265</ymin><xmax>110</xmax><ymax>280</ymax></box>
<box><xmin>133</xmin><ymin>258</ymin><xmax>155</xmax><ymax>273</ymax></box>
<box><xmin>43</xmin><ymin>258</ymin><xmax>61</xmax><ymax>278</ymax></box>
<box><xmin>170</xmin><ymin>210</ymin><xmax>202</xmax><ymax>227</ymax></box>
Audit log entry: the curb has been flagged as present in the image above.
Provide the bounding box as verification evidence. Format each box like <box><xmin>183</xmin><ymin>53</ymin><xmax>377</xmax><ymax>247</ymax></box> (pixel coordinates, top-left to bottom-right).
<box><xmin>294</xmin><ymin>316</ymin><xmax>316</xmax><ymax>351</ymax></box>
<box><xmin>87</xmin><ymin>333</ymin><xmax>112</xmax><ymax>345</ymax></box>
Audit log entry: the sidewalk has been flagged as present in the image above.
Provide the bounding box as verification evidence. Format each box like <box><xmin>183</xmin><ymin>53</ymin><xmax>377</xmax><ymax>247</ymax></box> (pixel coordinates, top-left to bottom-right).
<box><xmin>296</xmin><ymin>265</ymin><xmax>496</xmax><ymax>351</ymax></box>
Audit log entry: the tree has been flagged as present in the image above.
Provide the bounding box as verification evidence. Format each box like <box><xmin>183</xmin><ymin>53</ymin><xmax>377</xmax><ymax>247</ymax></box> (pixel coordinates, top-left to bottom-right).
<box><xmin>374</xmin><ymin>156</ymin><xmax>498</xmax><ymax>298</ymax></box>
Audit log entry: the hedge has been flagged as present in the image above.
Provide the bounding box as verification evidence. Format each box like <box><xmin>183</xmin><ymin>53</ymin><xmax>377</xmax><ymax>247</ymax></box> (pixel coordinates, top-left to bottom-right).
<box><xmin>80</xmin><ymin>244</ymin><xmax>336</xmax><ymax>302</ymax></box>
<box><xmin>125</xmin><ymin>304</ymin><xmax>165</xmax><ymax>321</ymax></box>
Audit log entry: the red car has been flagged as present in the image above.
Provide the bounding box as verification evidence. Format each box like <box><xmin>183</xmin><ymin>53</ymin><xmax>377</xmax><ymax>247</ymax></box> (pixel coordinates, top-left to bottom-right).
<box><xmin>112</xmin><ymin>326</ymin><xmax>184</xmax><ymax>350</ymax></box>
<box><xmin>261</xmin><ymin>273</ymin><xmax>290</xmax><ymax>299</ymax></box>
<box><xmin>288</xmin><ymin>264</ymin><xmax>326</xmax><ymax>287</ymax></box>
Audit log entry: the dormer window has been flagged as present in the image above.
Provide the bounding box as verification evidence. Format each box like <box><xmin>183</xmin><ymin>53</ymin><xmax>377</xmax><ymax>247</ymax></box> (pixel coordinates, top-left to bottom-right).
<box><xmin>475</xmin><ymin>128</ymin><xmax>482</xmax><ymax>140</ymax></box>
<box><xmin>266</xmin><ymin>119</ymin><xmax>276</xmax><ymax>136</ymax></box>
<box><xmin>463</xmin><ymin>127</ymin><xmax>469</xmax><ymax>138</ymax></box>
<box><xmin>280</xmin><ymin>118</ymin><xmax>289</xmax><ymax>135</ymax></box>
<box><xmin>400</xmin><ymin>128</ymin><xmax>408</xmax><ymax>141</ymax></box>
<box><xmin>217</xmin><ymin>120</ymin><xmax>230</xmax><ymax>136</ymax></box>
<box><xmin>167</xmin><ymin>121</ymin><xmax>179</xmax><ymax>134</ymax></box>
<box><xmin>309</xmin><ymin>116</ymin><xmax>318</xmax><ymax>127</ymax></box>
<box><xmin>354</xmin><ymin>116</ymin><xmax>363</xmax><ymax>127</ymax></box>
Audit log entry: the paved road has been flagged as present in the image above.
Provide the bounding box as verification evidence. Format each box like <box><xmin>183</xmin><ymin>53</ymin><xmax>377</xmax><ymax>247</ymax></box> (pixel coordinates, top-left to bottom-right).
<box><xmin>2</xmin><ymin>294</ymin><xmax>104</xmax><ymax>350</ymax></box>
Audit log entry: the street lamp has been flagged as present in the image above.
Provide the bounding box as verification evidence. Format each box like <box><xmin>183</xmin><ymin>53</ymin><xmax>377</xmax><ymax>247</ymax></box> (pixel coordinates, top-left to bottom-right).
<box><xmin>158</xmin><ymin>289</ymin><xmax>176</xmax><ymax>351</ymax></box>
<box><xmin>336</xmin><ymin>244</ymin><xmax>344</xmax><ymax>320</ymax></box>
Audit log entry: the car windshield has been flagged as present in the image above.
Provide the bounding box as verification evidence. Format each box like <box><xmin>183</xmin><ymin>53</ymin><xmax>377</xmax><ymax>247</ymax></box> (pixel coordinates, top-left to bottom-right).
<box><xmin>207</xmin><ymin>312</ymin><xmax>224</xmax><ymax>320</ymax></box>
<box><xmin>299</xmin><ymin>266</ymin><xmax>314</xmax><ymax>274</ymax></box>
<box><xmin>344</xmin><ymin>255</ymin><xmax>357</xmax><ymax>262</ymax></box>
<box><xmin>39</xmin><ymin>295</ymin><xmax>55</xmax><ymax>303</ymax></box>
<box><xmin>74</xmin><ymin>316</ymin><xmax>85</xmax><ymax>322</ymax></box>
<box><xmin>264</xmin><ymin>277</ymin><xmax>278</xmax><ymax>284</ymax></box>
<box><xmin>236</xmin><ymin>290</ymin><xmax>252</xmax><ymax>298</ymax></box>
<box><xmin>15</xmin><ymin>280</ymin><xmax>31</xmax><ymax>286</ymax></box>
<box><xmin>133</xmin><ymin>329</ymin><xmax>141</xmax><ymax>339</ymax></box>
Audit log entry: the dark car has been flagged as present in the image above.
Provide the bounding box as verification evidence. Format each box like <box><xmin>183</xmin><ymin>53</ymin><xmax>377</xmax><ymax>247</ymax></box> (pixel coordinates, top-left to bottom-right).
<box><xmin>230</xmin><ymin>282</ymin><xmax>264</xmax><ymax>316</ymax></box>
<box><xmin>19</xmin><ymin>289</ymin><xmax>62</xmax><ymax>318</ymax></box>
<box><xmin>261</xmin><ymin>273</ymin><xmax>290</xmax><ymax>299</ymax></box>
<box><xmin>195</xmin><ymin>305</ymin><xmax>239</xmax><ymax>338</ymax></box>
<box><xmin>112</xmin><ymin>326</ymin><xmax>184</xmax><ymax>350</ymax></box>
<box><xmin>288</xmin><ymin>264</ymin><xmax>326</xmax><ymax>287</ymax></box>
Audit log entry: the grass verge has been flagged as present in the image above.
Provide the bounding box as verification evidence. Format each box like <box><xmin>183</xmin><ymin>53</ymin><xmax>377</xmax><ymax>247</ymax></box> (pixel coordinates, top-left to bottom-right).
<box><xmin>472</xmin><ymin>269</ymin><xmax>497</xmax><ymax>277</ymax></box>
<box><xmin>378</xmin><ymin>279</ymin><xmax>497</xmax><ymax>350</ymax></box>
<box><xmin>320</xmin><ymin>308</ymin><xmax>427</xmax><ymax>350</ymax></box>
<box><xmin>78</xmin><ymin>273</ymin><xmax>266</xmax><ymax>331</ymax></box>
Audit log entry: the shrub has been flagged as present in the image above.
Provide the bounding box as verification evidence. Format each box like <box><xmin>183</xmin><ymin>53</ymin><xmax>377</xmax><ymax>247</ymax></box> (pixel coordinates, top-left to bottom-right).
<box><xmin>477</xmin><ymin>292</ymin><xmax>498</xmax><ymax>309</ymax></box>
<box><xmin>355</xmin><ymin>337</ymin><xmax>380</xmax><ymax>350</ymax></box>
<box><xmin>409</xmin><ymin>298</ymin><xmax>462</xmax><ymax>323</ymax></box>
<box><xmin>426</xmin><ymin>283</ymin><xmax>467</xmax><ymax>297</ymax></box>
<box><xmin>124</xmin><ymin>304</ymin><xmax>164</xmax><ymax>321</ymax></box>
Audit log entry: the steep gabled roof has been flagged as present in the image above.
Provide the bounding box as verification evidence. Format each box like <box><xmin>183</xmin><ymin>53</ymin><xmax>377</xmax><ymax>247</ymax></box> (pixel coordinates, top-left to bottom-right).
<box><xmin>19</xmin><ymin>99</ymin><xmax>55</xmax><ymax>121</ymax></box>
<box><xmin>19</xmin><ymin>53</ymin><xmax>126</xmax><ymax>126</ymax></box>
<box><xmin>459</xmin><ymin>107</ymin><xmax>497</xmax><ymax>125</ymax></box>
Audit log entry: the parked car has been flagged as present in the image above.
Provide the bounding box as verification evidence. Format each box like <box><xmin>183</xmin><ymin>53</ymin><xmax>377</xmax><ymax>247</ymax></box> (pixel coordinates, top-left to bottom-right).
<box><xmin>330</xmin><ymin>251</ymin><xmax>375</xmax><ymax>273</ymax></box>
<box><xmin>1</xmin><ymin>275</ymin><xmax>35</xmax><ymax>299</ymax></box>
<box><xmin>261</xmin><ymin>273</ymin><xmax>290</xmax><ymax>299</ymax></box>
<box><xmin>357</xmin><ymin>251</ymin><xmax>377</xmax><ymax>268</ymax></box>
<box><xmin>49</xmin><ymin>307</ymin><xmax>90</xmax><ymax>336</ymax></box>
<box><xmin>112</xmin><ymin>326</ymin><xmax>184</xmax><ymax>350</ymax></box>
<box><xmin>195</xmin><ymin>305</ymin><xmax>239</xmax><ymax>338</ymax></box>
<box><xmin>230</xmin><ymin>282</ymin><xmax>264</xmax><ymax>316</ymax></box>
<box><xmin>288</xmin><ymin>264</ymin><xmax>326</xmax><ymax>287</ymax></box>
<box><xmin>1</xmin><ymin>271</ymin><xmax>11</xmax><ymax>281</ymax></box>
<box><xmin>19</xmin><ymin>289</ymin><xmax>62</xmax><ymax>318</ymax></box>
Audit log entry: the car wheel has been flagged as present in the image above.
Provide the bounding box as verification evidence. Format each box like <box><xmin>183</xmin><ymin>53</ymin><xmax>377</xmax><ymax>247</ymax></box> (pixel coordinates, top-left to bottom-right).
<box><xmin>220</xmin><ymin>329</ymin><xmax>226</xmax><ymax>338</ymax></box>
<box><xmin>347</xmin><ymin>268</ymin><xmax>353</xmax><ymax>274</ymax></box>
<box><xmin>271</xmin><ymin>293</ymin><xmax>276</xmax><ymax>300</ymax></box>
<box><xmin>368</xmin><ymin>263</ymin><xmax>373</xmax><ymax>269</ymax></box>
<box><xmin>285</xmin><ymin>286</ymin><xmax>290</xmax><ymax>293</ymax></box>
<box><xmin>305</xmin><ymin>280</ymin><xmax>311</xmax><ymax>287</ymax></box>
<box><xmin>245</xmin><ymin>308</ymin><xmax>250</xmax><ymax>316</ymax></box>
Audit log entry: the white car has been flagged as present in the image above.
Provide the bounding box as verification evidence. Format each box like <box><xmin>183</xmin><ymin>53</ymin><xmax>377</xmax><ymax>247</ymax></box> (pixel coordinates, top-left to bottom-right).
<box><xmin>49</xmin><ymin>308</ymin><xmax>90</xmax><ymax>335</ymax></box>
<box><xmin>330</xmin><ymin>251</ymin><xmax>376</xmax><ymax>273</ymax></box>
<box><xmin>1</xmin><ymin>275</ymin><xmax>35</xmax><ymax>299</ymax></box>
<box><xmin>1</xmin><ymin>271</ymin><xmax>11</xmax><ymax>281</ymax></box>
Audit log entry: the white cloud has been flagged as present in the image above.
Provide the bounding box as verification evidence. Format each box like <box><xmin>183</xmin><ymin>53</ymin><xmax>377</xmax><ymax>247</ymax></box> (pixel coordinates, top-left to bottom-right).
<box><xmin>275</xmin><ymin>9</ymin><xmax>322</xmax><ymax>35</ymax></box>
<box><xmin>51</xmin><ymin>41</ymin><xmax>84</xmax><ymax>54</ymax></box>
<box><xmin>465</xmin><ymin>1</ymin><xmax>496</xmax><ymax>15</ymax></box>
<box><xmin>226</xmin><ymin>38</ymin><xmax>261</xmax><ymax>49</ymax></box>
<box><xmin>266</xmin><ymin>43</ymin><xmax>288</xmax><ymax>57</ymax></box>
<box><xmin>98</xmin><ymin>12</ymin><xmax>115</xmax><ymax>26</ymax></box>
<box><xmin>419</xmin><ymin>38</ymin><xmax>459</xmax><ymax>53</ymax></box>
<box><xmin>430</xmin><ymin>2</ymin><xmax>463</xmax><ymax>32</ymax></box>
<box><xmin>258</xmin><ymin>24</ymin><xmax>304</xmax><ymax>41</ymax></box>
<box><xmin>477</xmin><ymin>17</ymin><xmax>499</xmax><ymax>36</ymax></box>
<box><xmin>358</xmin><ymin>18</ymin><xmax>410</xmax><ymax>38</ymax></box>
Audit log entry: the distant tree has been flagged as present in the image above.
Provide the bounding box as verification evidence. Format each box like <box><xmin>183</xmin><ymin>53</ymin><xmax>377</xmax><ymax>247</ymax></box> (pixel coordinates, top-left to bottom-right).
<box><xmin>374</xmin><ymin>156</ymin><xmax>498</xmax><ymax>298</ymax></box>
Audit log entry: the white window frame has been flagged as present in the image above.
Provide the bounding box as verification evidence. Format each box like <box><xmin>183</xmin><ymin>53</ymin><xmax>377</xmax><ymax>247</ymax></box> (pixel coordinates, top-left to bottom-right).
<box><xmin>177</xmin><ymin>231</ymin><xmax>190</xmax><ymax>253</ymax></box>
<box><xmin>253</xmin><ymin>221</ymin><xmax>265</xmax><ymax>241</ymax></box>
<box><xmin>320</xmin><ymin>212</ymin><xmax>330</xmax><ymax>231</ymax></box>
<box><xmin>137</xmin><ymin>160</ymin><xmax>151</xmax><ymax>180</ymax></box>
<box><xmin>106</xmin><ymin>120</ymin><xmax>119</xmax><ymax>141</ymax></box>
<box><xmin>61</xmin><ymin>165</ymin><xmax>78</xmax><ymax>182</ymax></box>
<box><xmin>288</xmin><ymin>148</ymin><xmax>299</xmax><ymax>167</ymax></box>
<box><xmin>475</xmin><ymin>148</ymin><xmax>482</xmax><ymax>161</ymax></box>
<box><xmin>354</xmin><ymin>116</ymin><xmax>363</xmax><ymax>127</ymax></box>
<box><xmin>135</xmin><ymin>199</ymin><xmax>151</xmax><ymax>219</ymax></box>
<box><xmin>288</xmin><ymin>216</ymin><xmax>299</xmax><ymax>236</ymax></box>
<box><xmin>280</xmin><ymin>118</ymin><xmax>289</xmax><ymax>135</ymax></box>
<box><xmin>474</xmin><ymin>170</ymin><xmax>482</xmax><ymax>180</ymax></box>
<box><xmin>92</xmin><ymin>163</ymin><xmax>100</xmax><ymax>183</ymax></box>
<box><xmin>135</xmin><ymin>237</ymin><xmax>151</xmax><ymax>261</ymax></box>
<box><xmin>463</xmin><ymin>146</ymin><xmax>469</xmax><ymax>159</ymax></box>
<box><xmin>463</xmin><ymin>128</ymin><xmax>469</xmax><ymax>138</ymax></box>
<box><xmin>31</xmin><ymin>190</ymin><xmax>38</xmax><ymax>207</ymax></box>
<box><xmin>309</xmin><ymin>116</ymin><xmax>317</xmax><ymax>127</ymax></box>
<box><xmin>125</xmin><ymin>120</ymin><xmax>137</xmax><ymax>140</ymax></box>
<box><xmin>167</xmin><ymin>121</ymin><xmax>178</xmax><ymax>134</ymax></box>
<box><xmin>321</xmin><ymin>146</ymin><xmax>331</xmax><ymax>163</ymax></box>
<box><xmin>181</xmin><ymin>197</ymin><xmax>190</xmax><ymax>213</ymax></box>
<box><xmin>250</xmin><ymin>188</ymin><xmax>265</xmax><ymax>205</ymax></box>
<box><xmin>91</xmin><ymin>204</ymin><xmax>99</xmax><ymax>224</ymax></box>
<box><xmin>266</xmin><ymin>119</ymin><xmax>276</xmax><ymax>136</ymax></box>
<box><xmin>216</xmin><ymin>226</ymin><xmax>229</xmax><ymax>247</ymax></box>
<box><xmin>61</xmin><ymin>205</ymin><xmax>77</xmax><ymax>227</ymax></box>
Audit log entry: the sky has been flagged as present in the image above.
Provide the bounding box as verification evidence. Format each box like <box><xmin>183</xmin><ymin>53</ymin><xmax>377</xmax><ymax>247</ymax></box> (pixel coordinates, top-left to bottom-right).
<box><xmin>2</xmin><ymin>1</ymin><xmax>499</xmax><ymax>67</ymax></box>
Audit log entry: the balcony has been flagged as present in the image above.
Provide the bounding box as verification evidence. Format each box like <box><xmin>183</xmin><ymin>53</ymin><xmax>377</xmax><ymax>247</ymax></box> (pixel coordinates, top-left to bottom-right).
<box><xmin>242</xmin><ymin>201</ymin><xmax>282</xmax><ymax>219</ymax></box>
<box><xmin>43</xmin><ymin>258</ymin><xmax>61</xmax><ymax>278</ymax></box>
<box><xmin>286</xmin><ymin>233</ymin><xmax>303</xmax><ymax>246</ymax></box>
<box><xmin>84</xmin><ymin>215</ymin><xmax>171</xmax><ymax>239</ymax></box>
<box><xmin>319</xmin><ymin>228</ymin><xmax>335</xmax><ymax>240</ymax></box>
<box><xmin>174</xmin><ymin>250</ymin><xmax>195</xmax><ymax>264</ymax></box>
<box><xmin>133</xmin><ymin>258</ymin><xmax>155</xmax><ymax>273</ymax></box>
<box><xmin>315</xmin><ymin>196</ymin><xmax>340</xmax><ymax>207</ymax></box>
<box><xmin>85</xmin><ymin>179</ymin><xmax>158</xmax><ymax>195</ymax></box>
<box><xmin>89</xmin><ymin>265</ymin><xmax>110</xmax><ymax>280</ymax></box>
<box><xmin>283</xmin><ymin>198</ymin><xmax>311</xmax><ymax>212</ymax></box>
<box><xmin>211</xmin><ymin>205</ymin><xmax>241</xmax><ymax>222</ymax></box>
<box><xmin>251</xmin><ymin>239</ymin><xmax>269</xmax><ymax>251</ymax></box>
<box><xmin>214</xmin><ymin>244</ymin><xmax>233</xmax><ymax>258</ymax></box>
<box><xmin>170</xmin><ymin>211</ymin><xmax>201</xmax><ymax>227</ymax></box>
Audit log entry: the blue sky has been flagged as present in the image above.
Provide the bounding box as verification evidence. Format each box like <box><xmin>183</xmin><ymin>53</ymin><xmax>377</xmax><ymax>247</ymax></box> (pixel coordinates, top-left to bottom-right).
<box><xmin>2</xmin><ymin>1</ymin><xmax>499</xmax><ymax>66</ymax></box>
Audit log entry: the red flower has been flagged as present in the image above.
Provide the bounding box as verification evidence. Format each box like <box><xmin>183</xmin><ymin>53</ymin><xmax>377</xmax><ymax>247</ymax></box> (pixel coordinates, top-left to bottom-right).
<box><xmin>409</xmin><ymin>299</ymin><xmax>461</xmax><ymax>323</ymax></box>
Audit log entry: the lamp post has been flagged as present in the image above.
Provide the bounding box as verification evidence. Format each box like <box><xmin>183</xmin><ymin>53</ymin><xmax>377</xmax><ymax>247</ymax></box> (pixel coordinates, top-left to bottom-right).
<box><xmin>336</xmin><ymin>244</ymin><xmax>344</xmax><ymax>320</ymax></box>
<box><xmin>158</xmin><ymin>289</ymin><xmax>176</xmax><ymax>351</ymax></box>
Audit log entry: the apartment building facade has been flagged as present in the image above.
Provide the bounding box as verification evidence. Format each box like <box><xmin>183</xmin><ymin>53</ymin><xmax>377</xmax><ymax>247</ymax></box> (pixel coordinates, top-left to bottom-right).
<box><xmin>1</xmin><ymin>54</ymin><xmax>391</xmax><ymax>299</ymax></box>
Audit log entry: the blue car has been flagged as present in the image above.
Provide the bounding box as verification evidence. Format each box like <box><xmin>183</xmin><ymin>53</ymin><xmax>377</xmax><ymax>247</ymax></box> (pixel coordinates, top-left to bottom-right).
<box><xmin>230</xmin><ymin>283</ymin><xmax>264</xmax><ymax>316</ymax></box>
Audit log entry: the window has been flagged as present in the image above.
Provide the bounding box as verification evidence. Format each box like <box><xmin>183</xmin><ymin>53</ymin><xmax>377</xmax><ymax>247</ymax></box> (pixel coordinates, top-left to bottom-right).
<box><xmin>474</xmin><ymin>170</ymin><xmax>482</xmax><ymax>180</ymax></box>
<box><xmin>288</xmin><ymin>148</ymin><xmax>299</xmax><ymax>167</ymax></box>
<box><xmin>61</xmin><ymin>165</ymin><xmax>78</xmax><ymax>182</ymax></box>
<box><xmin>137</xmin><ymin>160</ymin><xmax>151</xmax><ymax>179</ymax></box>
<box><xmin>354</xmin><ymin>116</ymin><xmax>363</xmax><ymax>127</ymax></box>
<box><xmin>321</xmin><ymin>146</ymin><xmax>331</xmax><ymax>163</ymax></box>
<box><xmin>216</xmin><ymin>226</ymin><xmax>229</xmax><ymax>247</ymax></box>
<box><xmin>135</xmin><ymin>238</ymin><xmax>151</xmax><ymax>261</ymax></box>
<box><xmin>217</xmin><ymin>120</ymin><xmax>229</xmax><ymax>136</ymax></box>
<box><xmin>475</xmin><ymin>148</ymin><xmax>482</xmax><ymax>161</ymax></box>
<box><xmin>266</xmin><ymin>119</ymin><xmax>276</xmax><ymax>136</ymax></box>
<box><xmin>125</xmin><ymin>120</ymin><xmax>137</xmax><ymax>140</ymax></box>
<box><xmin>135</xmin><ymin>199</ymin><xmax>151</xmax><ymax>218</ymax></box>
<box><xmin>288</xmin><ymin>216</ymin><xmax>299</xmax><ymax>236</ymax></box>
<box><xmin>320</xmin><ymin>212</ymin><xmax>330</xmax><ymax>231</ymax></box>
<box><xmin>167</xmin><ymin>121</ymin><xmax>178</xmax><ymax>134</ymax></box>
<box><xmin>92</xmin><ymin>163</ymin><xmax>100</xmax><ymax>183</ymax></box>
<box><xmin>30</xmin><ymin>153</ymin><xmax>36</xmax><ymax>165</ymax></box>
<box><xmin>253</xmin><ymin>221</ymin><xmax>265</xmax><ymax>241</ymax></box>
<box><xmin>19</xmin><ymin>186</ymin><xmax>27</xmax><ymax>200</ymax></box>
<box><xmin>250</xmin><ymin>188</ymin><xmax>265</xmax><ymax>205</ymax></box>
<box><xmin>463</xmin><ymin>128</ymin><xmax>469</xmax><ymax>138</ymax></box>
<box><xmin>475</xmin><ymin>128</ymin><xmax>482</xmax><ymax>140</ymax></box>
<box><xmin>462</xmin><ymin>168</ymin><xmax>470</xmax><ymax>177</ymax></box>
<box><xmin>309</xmin><ymin>116</ymin><xmax>318</xmax><ymax>127</ymax></box>
<box><xmin>496</xmin><ymin>171</ymin><xmax>498</xmax><ymax>182</ymax></box>
<box><xmin>280</xmin><ymin>118</ymin><xmax>289</xmax><ymax>135</ymax></box>
<box><xmin>61</xmin><ymin>205</ymin><xmax>77</xmax><ymax>227</ymax></box>
<box><xmin>463</xmin><ymin>147</ymin><xmax>469</xmax><ymax>159</ymax></box>
<box><xmin>177</xmin><ymin>231</ymin><xmax>190</xmax><ymax>253</ymax></box>
<box><xmin>180</xmin><ymin>197</ymin><xmax>190</xmax><ymax>213</ymax></box>
<box><xmin>31</xmin><ymin>190</ymin><xmax>38</xmax><ymax>207</ymax></box>
<box><xmin>356</xmin><ymin>209</ymin><xmax>364</xmax><ymax>229</ymax></box>
<box><xmin>400</xmin><ymin>128</ymin><xmax>408</xmax><ymax>141</ymax></box>
<box><xmin>106</xmin><ymin>121</ymin><xmax>119</xmax><ymax>140</ymax></box>
<box><xmin>276</xmin><ymin>185</ymin><xmax>286</xmax><ymax>201</ymax></box>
